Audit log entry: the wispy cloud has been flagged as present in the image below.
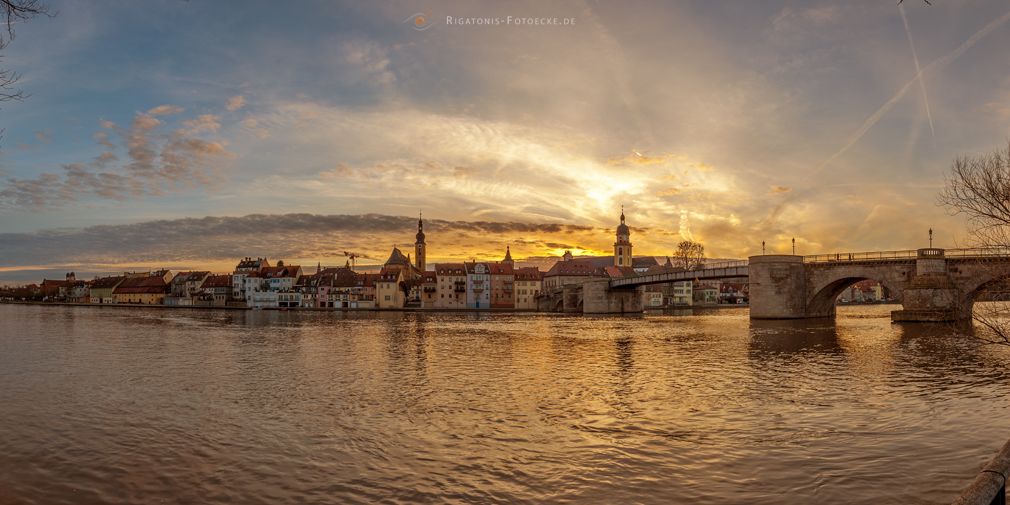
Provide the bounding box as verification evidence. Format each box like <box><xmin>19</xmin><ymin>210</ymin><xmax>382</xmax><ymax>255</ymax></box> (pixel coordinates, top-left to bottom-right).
<box><xmin>225</xmin><ymin>95</ymin><xmax>246</xmax><ymax>112</ymax></box>
<box><xmin>0</xmin><ymin>105</ymin><xmax>233</xmax><ymax>209</ymax></box>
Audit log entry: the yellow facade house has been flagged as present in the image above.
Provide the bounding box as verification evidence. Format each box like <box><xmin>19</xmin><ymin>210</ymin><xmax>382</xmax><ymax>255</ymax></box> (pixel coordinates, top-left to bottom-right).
<box><xmin>112</xmin><ymin>270</ymin><xmax>173</xmax><ymax>305</ymax></box>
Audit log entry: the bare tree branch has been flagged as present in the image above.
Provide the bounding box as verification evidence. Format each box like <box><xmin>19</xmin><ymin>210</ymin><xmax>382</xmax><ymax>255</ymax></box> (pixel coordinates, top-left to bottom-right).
<box><xmin>939</xmin><ymin>141</ymin><xmax>1010</xmax><ymax>345</ymax></box>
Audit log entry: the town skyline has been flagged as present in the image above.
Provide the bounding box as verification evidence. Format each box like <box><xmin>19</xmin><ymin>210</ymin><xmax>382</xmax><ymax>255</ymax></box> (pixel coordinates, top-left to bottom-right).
<box><xmin>3</xmin><ymin>1</ymin><xmax>1010</xmax><ymax>281</ymax></box>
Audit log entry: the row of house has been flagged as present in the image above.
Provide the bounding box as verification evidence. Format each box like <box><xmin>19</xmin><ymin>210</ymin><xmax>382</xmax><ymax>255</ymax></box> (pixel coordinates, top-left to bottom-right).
<box><xmin>18</xmin><ymin>270</ymin><xmax>233</xmax><ymax>306</ymax></box>
<box><xmin>2</xmin><ymin>211</ymin><xmax>756</xmax><ymax>310</ymax></box>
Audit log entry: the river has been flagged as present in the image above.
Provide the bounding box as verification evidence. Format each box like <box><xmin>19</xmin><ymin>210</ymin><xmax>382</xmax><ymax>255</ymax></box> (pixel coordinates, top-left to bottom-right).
<box><xmin>1</xmin><ymin>303</ymin><xmax>1008</xmax><ymax>504</ymax></box>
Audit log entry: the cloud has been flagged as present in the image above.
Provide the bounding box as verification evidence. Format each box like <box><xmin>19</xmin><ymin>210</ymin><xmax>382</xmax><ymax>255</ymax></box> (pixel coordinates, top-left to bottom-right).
<box><xmin>0</xmin><ymin>106</ymin><xmax>234</xmax><ymax>210</ymax></box>
<box><xmin>147</xmin><ymin>104</ymin><xmax>184</xmax><ymax>116</ymax></box>
<box><xmin>770</xmin><ymin>185</ymin><xmax>792</xmax><ymax>194</ymax></box>
<box><xmin>226</xmin><ymin>95</ymin><xmax>246</xmax><ymax>112</ymax></box>
<box><xmin>34</xmin><ymin>130</ymin><xmax>52</xmax><ymax>144</ymax></box>
<box><xmin>0</xmin><ymin>213</ymin><xmax>603</xmax><ymax>271</ymax></box>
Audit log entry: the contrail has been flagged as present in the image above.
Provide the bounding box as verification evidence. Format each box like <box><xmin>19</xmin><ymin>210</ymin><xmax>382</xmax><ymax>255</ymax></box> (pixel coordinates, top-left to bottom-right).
<box><xmin>813</xmin><ymin>9</ymin><xmax>1010</xmax><ymax>176</ymax></box>
<box><xmin>900</xmin><ymin>3</ymin><xmax>934</xmax><ymax>137</ymax></box>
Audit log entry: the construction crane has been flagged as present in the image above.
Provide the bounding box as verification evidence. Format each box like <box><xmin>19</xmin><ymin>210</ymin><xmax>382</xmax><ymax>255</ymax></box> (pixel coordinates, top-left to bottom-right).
<box><xmin>343</xmin><ymin>251</ymin><xmax>358</xmax><ymax>270</ymax></box>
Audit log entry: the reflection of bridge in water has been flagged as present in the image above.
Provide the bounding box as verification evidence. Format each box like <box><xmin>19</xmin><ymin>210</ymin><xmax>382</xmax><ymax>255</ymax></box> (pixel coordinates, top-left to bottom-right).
<box><xmin>547</xmin><ymin>248</ymin><xmax>1010</xmax><ymax>322</ymax></box>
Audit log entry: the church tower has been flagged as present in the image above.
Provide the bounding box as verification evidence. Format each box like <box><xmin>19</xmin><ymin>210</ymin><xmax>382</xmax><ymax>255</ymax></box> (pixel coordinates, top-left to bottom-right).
<box><xmin>614</xmin><ymin>206</ymin><xmax>632</xmax><ymax>267</ymax></box>
<box><xmin>502</xmin><ymin>245</ymin><xmax>514</xmax><ymax>267</ymax></box>
<box><xmin>415</xmin><ymin>211</ymin><xmax>426</xmax><ymax>271</ymax></box>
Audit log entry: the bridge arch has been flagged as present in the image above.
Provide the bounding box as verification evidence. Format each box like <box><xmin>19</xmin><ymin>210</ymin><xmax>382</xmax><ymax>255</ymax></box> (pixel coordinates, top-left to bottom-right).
<box><xmin>955</xmin><ymin>271</ymin><xmax>1010</xmax><ymax>320</ymax></box>
<box><xmin>806</xmin><ymin>275</ymin><xmax>901</xmax><ymax>318</ymax></box>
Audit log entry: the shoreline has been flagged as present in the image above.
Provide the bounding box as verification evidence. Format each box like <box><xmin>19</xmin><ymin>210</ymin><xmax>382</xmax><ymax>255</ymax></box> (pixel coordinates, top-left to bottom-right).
<box><xmin>0</xmin><ymin>300</ymin><xmax>753</xmax><ymax>314</ymax></box>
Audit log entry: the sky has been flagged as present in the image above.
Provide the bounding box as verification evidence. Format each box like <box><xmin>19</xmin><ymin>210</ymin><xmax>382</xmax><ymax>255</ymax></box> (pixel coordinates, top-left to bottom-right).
<box><xmin>2</xmin><ymin>0</ymin><xmax>1010</xmax><ymax>281</ymax></box>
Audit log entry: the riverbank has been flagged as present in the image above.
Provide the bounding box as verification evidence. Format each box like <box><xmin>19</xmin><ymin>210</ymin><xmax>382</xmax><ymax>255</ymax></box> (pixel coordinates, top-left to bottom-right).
<box><xmin>0</xmin><ymin>300</ymin><xmax>751</xmax><ymax>314</ymax></box>
<box><xmin>0</xmin><ymin>300</ymin><xmax>540</xmax><ymax>313</ymax></box>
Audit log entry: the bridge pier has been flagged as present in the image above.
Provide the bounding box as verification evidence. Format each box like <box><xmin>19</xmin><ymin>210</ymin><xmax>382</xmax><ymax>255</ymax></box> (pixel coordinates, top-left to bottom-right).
<box><xmin>748</xmin><ymin>255</ymin><xmax>809</xmax><ymax>319</ymax></box>
<box><xmin>582</xmin><ymin>280</ymin><xmax>643</xmax><ymax>314</ymax></box>
<box><xmin>891</xmin><ymin>248</ymin><xmax>959</xmax><ymax>322</ymax></box>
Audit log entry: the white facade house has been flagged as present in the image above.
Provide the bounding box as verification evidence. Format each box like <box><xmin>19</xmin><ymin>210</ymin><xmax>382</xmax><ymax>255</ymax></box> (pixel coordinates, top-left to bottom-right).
<box><xmin>465</xmin><ymin>262</ymin><xmax>491</xmax><ymax>309</ymax></box>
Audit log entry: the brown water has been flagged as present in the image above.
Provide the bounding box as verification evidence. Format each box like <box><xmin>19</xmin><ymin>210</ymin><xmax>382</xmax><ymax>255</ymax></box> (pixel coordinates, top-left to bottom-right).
<box><xmin>1</xmin><ymin>303</ymin><xmax>1008</xmax><ymax>504</ymax></box>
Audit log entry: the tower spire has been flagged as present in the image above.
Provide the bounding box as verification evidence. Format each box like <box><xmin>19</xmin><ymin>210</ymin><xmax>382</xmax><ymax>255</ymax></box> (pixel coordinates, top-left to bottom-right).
<box><xmin>415</xmin><ymin>210</ymin><xmax>426</xmax><ymax>271</ymax></box>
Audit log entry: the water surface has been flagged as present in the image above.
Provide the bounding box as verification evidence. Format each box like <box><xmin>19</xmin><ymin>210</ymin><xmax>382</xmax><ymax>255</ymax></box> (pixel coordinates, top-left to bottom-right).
<box><xmin>1</xmin><ymin>303</ymin><xmax>1008</xmax><ymax>504</ymax></box>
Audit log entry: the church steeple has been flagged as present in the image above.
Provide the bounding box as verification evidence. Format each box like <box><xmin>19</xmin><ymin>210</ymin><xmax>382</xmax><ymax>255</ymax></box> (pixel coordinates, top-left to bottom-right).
<box><xmin>614</xmin><ymin>205</ymin><xmax>632</xmax><ymax>267</ymax></box>
<box><xmin>503</xmin><ymin>245</ymin><xmax>514</xmax><ymax>266</ymax></box>
<box><xmin>415</xmin><ymin>210</ymin><xmax>426</xmax><ymax>271</ymax></box>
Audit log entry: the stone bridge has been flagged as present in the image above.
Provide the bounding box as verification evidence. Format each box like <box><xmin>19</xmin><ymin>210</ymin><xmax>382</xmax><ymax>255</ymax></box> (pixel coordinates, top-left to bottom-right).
<box><xmin>565</xmin><ymin>248</ymin><xmax>1010</xmax><ymax>322</ymax></box>
<box><xmin>749</xmin><ymin>248</ymin><xmax>1010</xmax><ymax>322</ymax></box>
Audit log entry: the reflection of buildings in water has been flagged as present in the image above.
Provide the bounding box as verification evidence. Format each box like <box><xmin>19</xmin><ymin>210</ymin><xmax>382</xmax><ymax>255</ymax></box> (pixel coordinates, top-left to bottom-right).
<box><xmin>609</xmin><ymin>335</ymin><xmax>639</xmax><ymax>419</ymax></box>
<box><xmin>614</xmin><ymin>336</ymin><xmax>634</xmax><ymax>379</ymax></box>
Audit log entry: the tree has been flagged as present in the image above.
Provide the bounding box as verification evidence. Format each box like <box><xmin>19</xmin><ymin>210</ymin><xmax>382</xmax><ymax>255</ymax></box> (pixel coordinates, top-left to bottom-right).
<box><xmin>673</xmin><ymin>240</ymin><xmax>705</xmax><ymax>271</ymax></box>
<box><xmin>938</xmin><ymin>140</ymin><xmax>1010</xmax><ymax>345</ymax></box>
<box><xmin>0</xmin><ymin>0</ymin><xmax>51</xmax><ymax>139</ymax></box>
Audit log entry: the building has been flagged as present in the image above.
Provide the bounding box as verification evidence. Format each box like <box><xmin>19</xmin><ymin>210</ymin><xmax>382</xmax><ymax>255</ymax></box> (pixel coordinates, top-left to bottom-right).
<box><xmin>489</xmin><ymin>248</ymin><xmax>515</xmax><ymax>309</ymax></box>
<box><xmin>316</xmin><ymin>267</ymin><xmax>373</xmax><ymax>309</ymax></box>
<box><xmin>840</xmin><ymin>279</ymin><xmax>886</xmax><ymax>303</ymax></box>
<box><xmin>420</xmin><ymin>271</ymin><xmax>438</xmax><ymax>308</ymax></box>
<box><xmin>643</xmin><ymin>291</ymin><xmax>664</xmax><ymax>308</ymax></box>
<box><xmin>198</xmin><ymin>274</ymin><xmax>232</xmax><ymax>306</ymax></box>
<box><xmin>543</xmin><ymin>255</ymin><xmax>605</xmax><ymax>291</ymax></box>
<box><xmin>376</xmin><ymin>266</ymin><xmax>405</xmax><ymax>309</ymax></box>
<box><xmin>719</xmin><ymin>281</ymin><xmax>749</xmax><ymax>304</ymax></box>
<box><xmin>489</xmin><ymin>262</ymin><xmax>514</xmax><ymax>309</ymax></box>
<box><xmin>614</xmin><ymin>207</ymin><xmax>632</xmax><ymax>267</ymax></box>
<box><xmin>465</xmin><ymin>262</ymin><xmax>491</xmax><ymax>309</ymax></box>
<box><xmin>670</xmin><ymin>281</ymin><xmax>693</xmax><ymax>306</ymax></box>
<box><xmin>113</xmin><ymin>270</ymin><xmax>172</xmax><ymax>305</ymax></box>
<box><xmin>434</xmin><ymin>263</ymin><xmax>467</xmax><ymax>309</ymax></box>
<box><xmin>66</xmin><ymin>280</ymin><xmax>89</xmax><ymax>303</ymax></box>
<box><xmin>513</xmin><ymin>267</ymin><xmax>542</xmax><ymax>310</ymax></box>
<box><xmin>354</xmin><ymin>273</ymin><xmax>379</xmax><ymax>309</ymax></box>
<box><xmin>39</xmin><ymin>272</ymin><xmax>77</xmax><ymax>301</ymax></box>
<box><xmin>295</xmin><ymin>274</ymin><xmax>320</xmax><ymax>308</ymax></box>
<box><xmin>260</xmin><ymin>261</ymin><xmax>302</xmax><ymax>292</ymax></box>
<box><xmin>415</xmin><ymin>212</ymin><xmax>426</xmax><ymax>271</ymax></box>
<box><xmin>166</xmin><ymin>271</ymin><xmax>210</xmax><ymax>305</ymax></box>
<box><xmin>232</xmin><ymin>257</ymin><xmax>270</xmax><ymax>300</ymax></box>
<box><xmin>89</xmin><ymin>275</ymin><xmax>124</xmax><ymax>304</ymax></box>
<box><xmin>693</xmin><ymin>281</ymin><xmax>720</xmax><ymax>304</ymax></box>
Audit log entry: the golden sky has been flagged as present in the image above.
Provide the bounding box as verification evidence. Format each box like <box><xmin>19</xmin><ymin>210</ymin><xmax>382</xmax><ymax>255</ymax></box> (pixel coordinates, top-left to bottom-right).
<box><xmin>3</xmin><ymin>1</ymin><xmax>1010</xmax><ymax>280</ymax></box>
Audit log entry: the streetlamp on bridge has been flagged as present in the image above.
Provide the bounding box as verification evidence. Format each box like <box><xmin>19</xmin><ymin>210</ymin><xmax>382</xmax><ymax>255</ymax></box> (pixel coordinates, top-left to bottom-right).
<box><xmin>929</xmin><ymin>228</ymin><xmax>933</xmax><ymax>248</ymax></box>
<box><xmin>792</xmin><ymin>238</ymin><xmax>796</xmax><ymax>255</ymax></box>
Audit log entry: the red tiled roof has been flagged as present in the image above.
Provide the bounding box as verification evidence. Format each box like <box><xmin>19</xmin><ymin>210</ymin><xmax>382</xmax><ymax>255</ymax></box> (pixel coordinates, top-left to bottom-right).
<box><xmin>201</xmin><ymin>274</ymin><xmax>232</xmax><ymax>289</ymax></box>
<box><xmin>435</xmin><ymin>263</ymin><xmax>466</xmax><ymax>276</ymax></box>
<box><xmin>545</xmin><ymin>260</ymin><xmax>606</xmax><ymax>277</ymax></box>
<box><xmin>488</xmin><ymin>263</ymin><xmax>514</xmax><ymax>275</ymax></box>
<box><xmin>357</xmin><ymin>273</ymin><xmax>379</xmax><ymax>288</ymax></box>
<box><xmin>114</xmin><ymin>275</ymin><xmax>169</xmax><ymax>295</ymax></box>
<box><xmin>261</xmin><ymin>265</ymin><xmax>301</xmax><ymax>279</ymax></box>
<box><xmin>514</xmin><ymin>267</ymin><xmax>543</xmax><ymax>281</ymax></box>
<box><xmin>602</xmin><ymin>266</ymin><xmax>637</xmax><ymax>279</ymax></box>
<box><xmin>172</xmin><ymin>271</ymin><xmax>210</xmax><ymax>284</ymax></box>
<box><xmin>90</xmin><ymin>276</ymin><xmax>125</xmax><ymax>289</ymax></box>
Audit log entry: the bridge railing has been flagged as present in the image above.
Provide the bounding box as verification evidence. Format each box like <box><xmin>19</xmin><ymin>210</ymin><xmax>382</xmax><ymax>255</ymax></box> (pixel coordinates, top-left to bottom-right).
<box><xmin>951</xmin><ymin>437</ymin><xmax>1010</xmax><ymax>505</ymax></box>
<box><xmin>609</xmin><ymin>261</ymin><xmax>749</xmax><ymax>285</ymax></box>
<box><xmin>803</xmin><ymin>250</ymin><xmax>918</xmax><ymax>263</ymax></box>
<box><xmin>692</xmin><ymin>260</ymin><xmax>749</xmax><ymax>270</ymax></box>
<box><xmin>946</xmin><ymin>247</ymin><xmax>1010</xmax><ymax>258</ymax></box>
